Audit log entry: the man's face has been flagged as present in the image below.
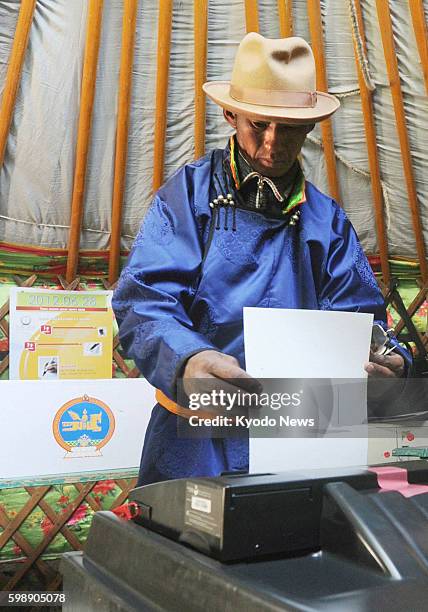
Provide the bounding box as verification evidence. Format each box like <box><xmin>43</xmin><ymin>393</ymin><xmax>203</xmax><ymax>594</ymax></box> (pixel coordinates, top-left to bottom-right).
<box><xmin>224</xmin><ymin>111</ymin><xmax>314</xmax><ymax>178</ymax></box>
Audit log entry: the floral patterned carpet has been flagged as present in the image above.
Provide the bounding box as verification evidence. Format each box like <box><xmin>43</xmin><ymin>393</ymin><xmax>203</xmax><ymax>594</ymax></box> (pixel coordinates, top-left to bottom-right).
<box><xmin>0</xmin><ymin>476</ymin><xmax>136</xmax><ymax>562</ymax></box>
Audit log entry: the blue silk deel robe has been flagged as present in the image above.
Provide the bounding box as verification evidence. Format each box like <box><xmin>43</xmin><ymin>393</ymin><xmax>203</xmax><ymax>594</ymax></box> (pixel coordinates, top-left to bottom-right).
<box><xmin>113</xmin><ymin>146</ymin><xmax>388</xmax><ymax>485</ymax></box>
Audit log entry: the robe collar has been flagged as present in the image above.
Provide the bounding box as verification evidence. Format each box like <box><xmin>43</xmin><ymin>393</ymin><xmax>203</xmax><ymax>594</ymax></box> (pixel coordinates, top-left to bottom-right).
<box><xmin>227</xmin><ymin>136</ymin><xmax>306</xmax><ymax>217</ymax></box>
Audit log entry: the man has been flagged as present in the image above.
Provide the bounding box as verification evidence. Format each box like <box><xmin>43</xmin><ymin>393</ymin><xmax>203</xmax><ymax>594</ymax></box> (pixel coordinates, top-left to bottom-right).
<box><xmin>113</xmin><ymin>34</ymin><xmax>405</xmax><ymax>485</ymax></box>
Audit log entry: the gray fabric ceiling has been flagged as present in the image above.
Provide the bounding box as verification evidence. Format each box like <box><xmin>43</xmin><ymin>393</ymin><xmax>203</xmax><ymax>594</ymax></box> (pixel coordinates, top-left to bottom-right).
<box><xmin>0</xmin><ymin>0</ymin><xmax>426</xmax><ymax>258</ymax></box>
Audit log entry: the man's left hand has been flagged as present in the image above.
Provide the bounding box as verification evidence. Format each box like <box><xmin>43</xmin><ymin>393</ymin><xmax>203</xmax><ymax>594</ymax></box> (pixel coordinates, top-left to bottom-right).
<box><xmin>365</xmin><ymin>351</ymin><xmax>405</xmax><ymax>378</ymax></box>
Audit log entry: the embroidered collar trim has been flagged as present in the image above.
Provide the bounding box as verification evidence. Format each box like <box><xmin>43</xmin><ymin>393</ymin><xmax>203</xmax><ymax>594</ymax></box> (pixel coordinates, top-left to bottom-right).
<box><xmin>228</xmin><ymin>136</ymin><xmax>306</xmax><ymax>215</ymax></box>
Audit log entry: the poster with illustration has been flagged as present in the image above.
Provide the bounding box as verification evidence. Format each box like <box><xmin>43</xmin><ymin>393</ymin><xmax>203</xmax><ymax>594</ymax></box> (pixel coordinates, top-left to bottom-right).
<box><xmin>9</xmin><ymin>288</ymin><xmax>113</xmax><ymax>380</ymax></box>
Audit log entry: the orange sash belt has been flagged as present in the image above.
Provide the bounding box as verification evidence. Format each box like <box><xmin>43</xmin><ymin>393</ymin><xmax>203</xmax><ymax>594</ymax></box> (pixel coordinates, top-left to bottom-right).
<box><xmin>156</xmin><ymin>389</ymin><xmax>214</xmax><ymax>420</ymax></box>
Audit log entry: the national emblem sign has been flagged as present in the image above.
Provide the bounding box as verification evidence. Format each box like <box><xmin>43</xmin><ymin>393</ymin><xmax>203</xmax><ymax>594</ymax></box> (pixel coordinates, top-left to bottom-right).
<box><xmin>53</xmin><ymin>395</ymin><xmax>115</xmax><ymax>458</ymax></box>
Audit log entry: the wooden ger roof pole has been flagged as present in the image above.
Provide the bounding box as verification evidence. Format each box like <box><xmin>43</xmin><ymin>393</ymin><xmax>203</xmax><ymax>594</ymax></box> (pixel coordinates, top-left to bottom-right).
<box><xmin>244</xmin><ymin>0</ymin><xmax>259</xmax><ymax>33</ymax></box>
<box><xmin>108</xmin><ymin>0</ymin><xmax>138</xmax><ymax>285</ymax></box>
<box><xmin>278</xmin><ymin>1</ymin><xmax>293</xmax><ymax>38</ymax></box>
<box><xmin>375</xmin><ymin>0</ymin><xmax>428</xmax><ymax>282</ymax></box>
<box><xmin>350</xmin><ymin>0</ymin><xmax>390</xmax><ymax>284</ymax></box>
<box><xmin>306</xmin><ymin>0</ymin><xmax>340</xmax><ymax>203</ymax></box>
<box><xmin>194</xmin><ymin>0</ymin><xmax>208</xmax><ymax>160</ymax></box>
<box><xmin>152</xmin><ymin>0</ymin><xmax>173</xmax><ymax>192</ymax></box>
<box><xmin>66</xmin><ymin>0</ymin><xmax>104</xmax><ymax>283</ymax></box>
<box><xmin>0</xmin><ymin>0</ymin><xmax>36</xmax><ymax>167</ymax></box>
<box><xmin>408</xmin><ymin>0</ymin><xmax>428</xmax><ymax>95</ymax></box>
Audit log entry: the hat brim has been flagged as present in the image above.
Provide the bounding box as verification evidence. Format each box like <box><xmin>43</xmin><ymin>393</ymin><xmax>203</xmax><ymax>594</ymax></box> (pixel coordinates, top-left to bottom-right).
<box><xmin>203</xmin><ymin>81</ymin><xmax>340</xmax><ymax>124</ymax></box>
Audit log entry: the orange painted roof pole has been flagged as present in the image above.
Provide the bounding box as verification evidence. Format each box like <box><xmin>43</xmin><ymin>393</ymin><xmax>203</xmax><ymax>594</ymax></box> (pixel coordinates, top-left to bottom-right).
<box><xmin>194</xmin><ymin>0</ymin><xmax>208</xmax><ymax>160</ymax></box>
<box><xmin>152</xmin><ymin>0</ymin><xmax>173</xmax><ymax>192</ymax></box>
<box><xmin>408</xmin><ymin>0</ymin><xmax>428</xmax><ymax>95</ymax></box>
<box><xmin>0</xmin><ymin>0</ymin><xmax>36</xmax><ymax>167</ymax></box>
<box><xmin>278</xmin><ymin>0</ymin><xmax>293</xmax><ymax>38</ymax></box>
<box><xmin>66</xmin><ymin>0</ymin><xmax>105</xmax><ymax>283</ymax></box>
<box><xmin>245</xmin><ymin>0</ymin><xmax>259</xmax><ymax>33</ymax></box>
<box><xmin>375</xmin><ymin>0</ymin><xmax>428</xmax><ymax>282</ymax></box>
<box><xmin>350</xmin><ymin>0</ymin><xmax>390</xmax><ymax>284</ymax></box>
<box><xmin>109</xmin><ymin>0</ymin><xmax>138</xmax><ymax>285</ymax></box>
<box><xmin>307</xmin><ymin>0</ymin><xmax>341</xmax><ymax>203</ymax></box>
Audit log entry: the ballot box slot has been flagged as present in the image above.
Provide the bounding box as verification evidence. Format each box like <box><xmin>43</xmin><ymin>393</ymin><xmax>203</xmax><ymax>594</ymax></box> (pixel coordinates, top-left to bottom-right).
<box><xmin>230</xmin><ymin>486</ymin><xmax>311</xmax><ymax>498</ymax></box>
<box><xmin>222</xmin><ymin>472</ymin><xmax>274</xmax><ymax>478</ymax></box>
<box><xmin>224</xmin><ymin>471</ymin><xmax>380</xmax><ymax>498</ymax></box>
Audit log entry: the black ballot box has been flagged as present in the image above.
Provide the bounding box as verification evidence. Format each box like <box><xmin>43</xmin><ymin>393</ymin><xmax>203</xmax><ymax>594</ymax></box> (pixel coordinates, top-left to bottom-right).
<box><xmin>61</xmin><ymin>461</ymin><xmax>428</xmax><ymax>612</ymax></box>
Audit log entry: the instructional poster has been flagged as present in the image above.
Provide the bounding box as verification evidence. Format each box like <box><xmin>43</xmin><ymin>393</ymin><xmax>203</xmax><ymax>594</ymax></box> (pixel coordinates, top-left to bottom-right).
<box><xmin>9</xmin><ymin>287</ymin><xmax>113</xmax><ymax>380</ymax></box>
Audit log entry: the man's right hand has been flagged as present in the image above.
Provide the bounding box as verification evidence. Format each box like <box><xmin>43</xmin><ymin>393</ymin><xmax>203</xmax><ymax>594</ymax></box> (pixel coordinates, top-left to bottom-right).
<box><xmin>182</xmin><ymin>350</ymin><xmax>262</xmax><ymax>408</ymax></box>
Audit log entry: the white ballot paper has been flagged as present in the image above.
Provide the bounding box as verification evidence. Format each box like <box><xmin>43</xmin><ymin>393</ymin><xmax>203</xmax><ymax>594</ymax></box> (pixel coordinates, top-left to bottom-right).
<box><xmin>244</xmin><ymin>308</ymin><xmax>373</xmax><ymax>473</ymax></box>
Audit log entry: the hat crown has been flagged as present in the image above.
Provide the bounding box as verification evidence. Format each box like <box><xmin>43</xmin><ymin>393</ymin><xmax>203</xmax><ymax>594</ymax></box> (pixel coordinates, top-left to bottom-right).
<box><xmin>231</xmin><ymin>33</ymin><xmax>316</xmax><ymax>93</ymax></box>
<box><xmin>202</xmin><ymin>32</ymin><xmax>339</xmax><ymax>124</ymax></box>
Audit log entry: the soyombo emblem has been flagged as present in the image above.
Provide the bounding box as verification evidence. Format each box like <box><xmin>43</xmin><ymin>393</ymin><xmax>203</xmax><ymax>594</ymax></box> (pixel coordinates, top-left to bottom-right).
<box><xmin>53</xmin><ymin>395</ymin><xmax>115</xmax><ymax>458</ymax></box>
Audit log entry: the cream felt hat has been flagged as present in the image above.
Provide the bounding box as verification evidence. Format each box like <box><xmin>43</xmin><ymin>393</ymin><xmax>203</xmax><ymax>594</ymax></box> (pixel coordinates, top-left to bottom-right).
<box><xmin>203</xmin><ymin>33</ymin><xmax>339</xmax><ymax>124</ymax></box>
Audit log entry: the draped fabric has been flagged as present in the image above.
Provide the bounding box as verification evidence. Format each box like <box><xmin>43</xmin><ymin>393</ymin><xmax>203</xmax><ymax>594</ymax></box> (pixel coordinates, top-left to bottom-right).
<box><xmin>0</xmin><ymin>0</ymin><xmax>426</xmax><ymax>259</ymax></box>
